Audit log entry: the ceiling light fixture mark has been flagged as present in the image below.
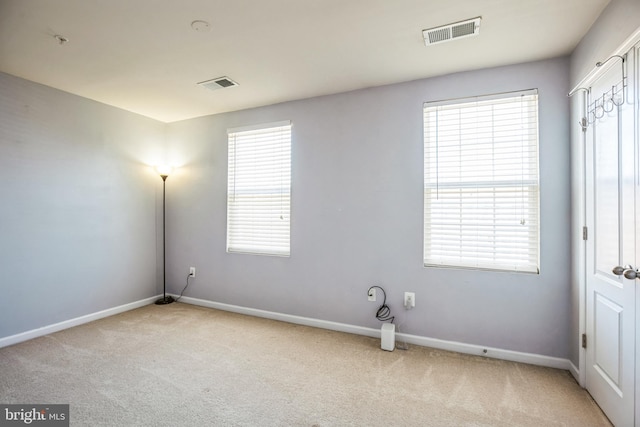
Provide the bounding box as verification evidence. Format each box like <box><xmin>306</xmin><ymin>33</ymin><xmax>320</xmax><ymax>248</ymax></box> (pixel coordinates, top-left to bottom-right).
<box><xmin>54</xmin><ymin>34</ymin><xmax>69</xmax><ymax>45</ymax></box>
<box><xmin>191</xmin><ymin>20</ymin><xmax>211</xmax><ymax>32</ymax></box>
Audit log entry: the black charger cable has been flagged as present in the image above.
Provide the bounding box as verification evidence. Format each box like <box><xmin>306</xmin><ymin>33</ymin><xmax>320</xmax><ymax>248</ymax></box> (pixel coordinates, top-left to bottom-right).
<box><xmin>367</xmin><ymin>285</ymin><xmax>394</xmax><ymax>323</ymax></box>
<box><xmin>174</xmin><ymin>273</ymin><xmax>192</xmax><ymax>302</ymax></box>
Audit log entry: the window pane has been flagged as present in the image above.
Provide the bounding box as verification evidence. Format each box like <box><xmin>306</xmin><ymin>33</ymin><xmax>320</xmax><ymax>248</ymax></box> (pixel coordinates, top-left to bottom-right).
<box><xmin>227</xmin><ymin>122</ymin><xmax>291</xmax><ymax>256</ymax></box>
<box><xmin>423</xmin><ymin>91</ymin><xmax>539</xmax><ymax>273</ymax></box>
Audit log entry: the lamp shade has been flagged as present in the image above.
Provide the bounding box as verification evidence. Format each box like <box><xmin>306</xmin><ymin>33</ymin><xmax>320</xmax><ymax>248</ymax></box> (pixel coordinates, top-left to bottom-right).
<box><xmin>156</xmin><ymin>165</ymin><xmax>173</xmax><ymax>177</ymax></box>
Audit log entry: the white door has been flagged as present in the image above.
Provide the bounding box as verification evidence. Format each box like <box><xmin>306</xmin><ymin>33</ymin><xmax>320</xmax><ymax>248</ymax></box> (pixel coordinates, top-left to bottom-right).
<box><xmin>585</xmin><ymin>46</ymin><xmax>637</xmax><ymax>427</ymax></box>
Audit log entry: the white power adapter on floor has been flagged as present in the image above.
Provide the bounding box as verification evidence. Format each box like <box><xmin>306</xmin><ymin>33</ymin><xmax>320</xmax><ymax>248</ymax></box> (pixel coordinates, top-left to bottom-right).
<box><xmin>381</xmin><ymin>323</ymin><xmax>395</xmax><ymax>351</ymax></box>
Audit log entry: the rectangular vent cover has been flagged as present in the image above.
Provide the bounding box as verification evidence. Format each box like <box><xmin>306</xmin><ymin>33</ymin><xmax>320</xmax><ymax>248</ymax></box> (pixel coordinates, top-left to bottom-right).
<box><xmin>423</xmin><ymin>17</ymin><xmax>481</xmax><ymax>46</ymax></box>
<box><xmin>198</xmin><ymin>76</ymin><xmax>239</xmax><ymax>91</ymax></box>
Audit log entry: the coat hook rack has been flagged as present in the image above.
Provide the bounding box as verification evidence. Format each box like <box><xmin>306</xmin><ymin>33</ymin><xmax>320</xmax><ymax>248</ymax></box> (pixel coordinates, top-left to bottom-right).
<box><xmin>568</xmin><ymin>54</ymin><xmax>627</xmax><ymax>131</ymax></box>
<box><xmin>586</xmin><ymin>55</ymin><xmax>626</xmax><ymax>126</ymax></box>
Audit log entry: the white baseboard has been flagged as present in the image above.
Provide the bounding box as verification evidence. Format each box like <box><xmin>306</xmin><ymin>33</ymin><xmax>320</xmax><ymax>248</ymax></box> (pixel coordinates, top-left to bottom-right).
<box><xmin>177</xmin><ymin>295</ymin><xmax>573</xmax><ymax>371</ymax></box>
<box><xmin>0</xmin><ymin>296</ymin><xmax>159</xmax><ymax>349</ymax></box>
<box><xmin>175</xmin><ymin>295</ymin><xmax>380</xmax><ymax>339</ymax></box>
<box><xmin>400</xmin><ymin>333</ymin><xmax>571</xmax><ymax>370</ymax></box>
<box><xmin>569</xmin><ymin>361</ymin><xmax>580</xmax><ymax>383</ymax></box>
<box><xmin>0</xmin><ymin>293</ymin><xmax>575</xmax><ymax>372</ymax></box>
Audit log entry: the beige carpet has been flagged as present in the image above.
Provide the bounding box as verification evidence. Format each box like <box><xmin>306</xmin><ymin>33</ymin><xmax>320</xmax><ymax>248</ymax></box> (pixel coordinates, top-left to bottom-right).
<box><xmin>0</xmin><ymin>303</ymin><xmax>611</xmax><ymax>426</ymax></box>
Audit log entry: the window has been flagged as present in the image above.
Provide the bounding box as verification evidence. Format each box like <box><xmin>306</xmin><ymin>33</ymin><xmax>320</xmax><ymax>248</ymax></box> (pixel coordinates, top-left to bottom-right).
<box><xmin>227</xmin><ymin>121</ymin><xmax>291</xmax><ymax>256</ymax></box>
<box><xmin>423</xmin><ymin>90</ymin><xmax>539</xmax><ymax>273</ymax></box>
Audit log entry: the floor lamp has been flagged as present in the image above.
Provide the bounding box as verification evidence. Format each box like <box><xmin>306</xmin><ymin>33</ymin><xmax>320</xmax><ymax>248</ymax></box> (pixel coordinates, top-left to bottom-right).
<box><xmin>155</xmin><ymin>166</ymin><xmax>174</xmax><ymax>305</ymax></box>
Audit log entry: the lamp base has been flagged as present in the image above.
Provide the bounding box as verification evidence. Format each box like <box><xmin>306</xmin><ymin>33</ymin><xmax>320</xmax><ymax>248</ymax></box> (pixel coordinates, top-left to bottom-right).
<box><xmin>155</xmin><ymin>296</ymin><xmax>175</xmax><ymax>305</ymax></box>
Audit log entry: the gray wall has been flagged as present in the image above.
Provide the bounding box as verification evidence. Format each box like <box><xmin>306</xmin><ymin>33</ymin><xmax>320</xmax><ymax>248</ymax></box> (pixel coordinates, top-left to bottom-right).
<box><xmin>568</xmin><ymin>0</ymin><xmax>640</xmax><ymax>367</ymax></box>
<box><xmin>0</xmin><ymin>48</ymin><xmax>575</xmax><ymax>360</ymax></box>
<box><xmin>166</xmin><ymin>57</ymin><xmax>572</xmax><ymax>358</ymax></box>
<box><xmin>0</xmin><ymin>72</ymin><xmax>164</xmax><ymax>338</ymax></box>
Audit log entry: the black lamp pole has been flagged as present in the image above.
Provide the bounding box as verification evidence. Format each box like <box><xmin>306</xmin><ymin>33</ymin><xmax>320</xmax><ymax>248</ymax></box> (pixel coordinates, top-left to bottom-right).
<box><xmin>156</xmin><ymin>173</ymin><xmax>174</xmax><ymax>305</ymax></box>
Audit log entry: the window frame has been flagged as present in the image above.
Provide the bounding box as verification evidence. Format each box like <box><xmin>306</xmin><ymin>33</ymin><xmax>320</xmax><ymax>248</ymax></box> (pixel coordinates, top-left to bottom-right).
<box><xmin>226</xmin><ymin>120</ymin><xmax>292</xmax><ymax>257</ymax></box>
<box><xmin>423</xmin><ymin>89</ymin><xmax>540</xmax><ymax>273</ymax></box>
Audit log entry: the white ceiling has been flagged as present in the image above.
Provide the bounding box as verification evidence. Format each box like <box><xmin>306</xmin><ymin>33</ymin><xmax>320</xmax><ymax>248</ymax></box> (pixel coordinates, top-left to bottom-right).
<box><xmin>0</xmin><ymin>0</ymin><xmax>610</xmax><ymax>123</ymax></box>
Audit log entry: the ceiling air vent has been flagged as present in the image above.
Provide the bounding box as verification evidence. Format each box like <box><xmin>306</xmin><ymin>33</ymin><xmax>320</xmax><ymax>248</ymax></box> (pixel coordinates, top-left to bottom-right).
<box><xmin>423</xmin><ymin>17</ymin><xmax>481</xmax><ymax>46</ymax></box>
<box><xmin>197</xmin><ymin>76</ymin><xmax>239</xmax><ymax>91</ymax></box>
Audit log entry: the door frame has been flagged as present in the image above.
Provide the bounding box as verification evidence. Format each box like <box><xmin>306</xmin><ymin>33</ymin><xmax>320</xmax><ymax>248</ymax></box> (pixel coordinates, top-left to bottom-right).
<box><xmin>635</xmin><ymin>41</ymin><xmax>640</xmax><ymax>426</ymax></box>
<box><xmin>573</xmin><ymin>24</ymin><xmax>640</xmax><ymax>409</ymax></box>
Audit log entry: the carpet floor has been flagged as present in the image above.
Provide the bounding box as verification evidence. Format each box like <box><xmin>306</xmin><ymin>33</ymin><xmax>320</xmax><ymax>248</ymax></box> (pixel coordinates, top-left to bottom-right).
<box><xmin>0</xmin><ymin>303</ymin><xmax>611</xmax><ymax>426</ymax></box>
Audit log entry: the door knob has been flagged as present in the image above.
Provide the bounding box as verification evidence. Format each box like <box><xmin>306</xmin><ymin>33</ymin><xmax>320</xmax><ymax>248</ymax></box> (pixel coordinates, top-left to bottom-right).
<box><xmin>612</xmin><ymin>265</ymin><xmax>639</xmax><ymax>279</ymax></box>
<box><xmin>612</xmin><ymin>265</ymin><xmax>632</xmax><ymax>276</ymax></box>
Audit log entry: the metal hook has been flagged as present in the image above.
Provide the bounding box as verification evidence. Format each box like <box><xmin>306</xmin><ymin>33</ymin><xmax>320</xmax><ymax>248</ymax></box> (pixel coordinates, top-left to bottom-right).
<box><xmin>595</xmin><ymin>55</ymin><xmax>625</xmax><ymax>69</ymax></box>
<box><xmin>613</xmin><ymin>80</ymin><xmax>626</xmax><ymax>106</ymax></box>
<box><xmin>603</xmin><ymin>92</ymin><xmax>615</xmax><ymax>113</ymax></box>
<box><xmin>579</xmin><ymin>117</ymin><xmax>588</xmax><ymax>132</ymax></box>
<box><xmin>612</xmin><ymin>93</ymin><xmax>624</xmax><ymax>107</ymax></box>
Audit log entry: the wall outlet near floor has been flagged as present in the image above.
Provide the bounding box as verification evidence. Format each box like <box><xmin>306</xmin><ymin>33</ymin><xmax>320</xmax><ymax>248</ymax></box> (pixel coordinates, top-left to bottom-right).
<box><xmin>404</xmin><ymin>292</ymin><xmax>415</xmax><ymax>309</ymax></box>
<box><xmin>189</xmin><ymin>267</ymin><xmax>196</xmax><ymax>278</ymax></box>
<box><xmin>368</xmin><ymin>288</ymin><xmax>376</xmax><ymax>302</ymax></box>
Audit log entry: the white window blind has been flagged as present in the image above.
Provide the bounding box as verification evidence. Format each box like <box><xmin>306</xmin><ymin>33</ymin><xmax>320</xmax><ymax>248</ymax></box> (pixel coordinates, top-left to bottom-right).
<box><xmin>227</xmin><ymin>121</ymin><xmax>291</xmax><ymax>256</ymax></box>
<box><xmin>423</xmin><ymin>90</ymin><xmax>539</xmax><ymax>273</ymax></box>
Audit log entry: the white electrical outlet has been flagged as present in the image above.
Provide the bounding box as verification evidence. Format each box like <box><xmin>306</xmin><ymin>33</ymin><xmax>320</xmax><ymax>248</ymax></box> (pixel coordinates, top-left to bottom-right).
<box><xmin>189</xmin><ymin>267</ymin><xmax>196</xmax><ymax>278</ymax></box>
<box><xmin>404</xmin><ymin>292</ymin><xmax>415</xmax><ymax>309</ymax></box>
<box><xmin>368</xmin><ymin>288</ymin><xmax>376</xmax><ymax>302</ymax></box>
